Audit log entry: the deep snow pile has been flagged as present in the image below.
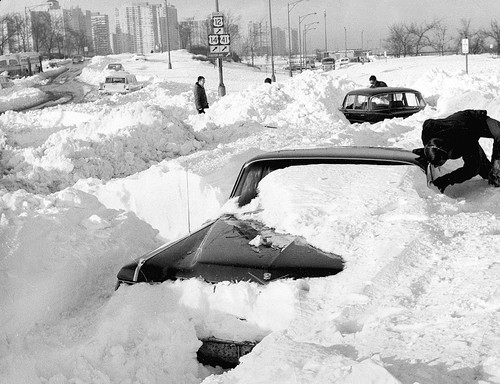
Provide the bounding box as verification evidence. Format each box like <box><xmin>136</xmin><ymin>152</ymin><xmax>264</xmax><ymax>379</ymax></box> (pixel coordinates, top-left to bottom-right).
<box><xmin>0</xmin><ymin>50</ymin><xmax>500</xmax><ymax>384</ymax></box>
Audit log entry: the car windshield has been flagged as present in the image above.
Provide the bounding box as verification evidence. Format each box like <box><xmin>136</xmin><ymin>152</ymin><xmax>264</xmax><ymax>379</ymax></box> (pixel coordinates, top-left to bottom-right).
<box><xmin>224</xmin><ymin>163</ymin><xmax>427</xmax><ymax>259</ymax></box>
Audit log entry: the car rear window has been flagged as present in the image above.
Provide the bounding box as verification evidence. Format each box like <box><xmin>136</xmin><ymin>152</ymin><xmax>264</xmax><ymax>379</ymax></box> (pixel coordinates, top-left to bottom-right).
<box><xmin>105</xmin><ymin>77</ymin><xmax>126</xmax><ymax>83</ymax></box>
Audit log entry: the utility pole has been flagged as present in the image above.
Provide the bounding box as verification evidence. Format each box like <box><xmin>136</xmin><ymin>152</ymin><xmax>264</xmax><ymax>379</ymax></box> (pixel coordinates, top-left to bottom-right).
<box><xmin>215</xmin><ymin>0</ymin><xmax>226</xmax><ymax>96</ymax></box>
<box><xmin>268</xmin><ymin>0</ymin><xmax>276</xmax><ymax>82</ymax></box>
<box><xmin>165</xmin><ymin>1</ymin><xmax>172</xmax><ymax>69</ymax></box>
<box><xmin>324</xmin><ymin>10</ymin><xmax>327</xmax><ymax>52</ymax></box>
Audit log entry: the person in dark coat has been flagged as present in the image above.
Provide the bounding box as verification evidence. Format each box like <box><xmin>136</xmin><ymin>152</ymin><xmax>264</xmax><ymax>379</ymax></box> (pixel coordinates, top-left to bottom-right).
<box><xmin>417</xmin><ymin>109</ymin><xmax>500</xmax><ymax>192</ymax></box>
<box><xmin>193</xmin><ymin>76</ymin><xmax>209</xmax><ymax>114</ymax></box>
<box><xmin>369</xmin><ymin>75</ymin><xmax>387</xmax><ymax>88</ymax></box>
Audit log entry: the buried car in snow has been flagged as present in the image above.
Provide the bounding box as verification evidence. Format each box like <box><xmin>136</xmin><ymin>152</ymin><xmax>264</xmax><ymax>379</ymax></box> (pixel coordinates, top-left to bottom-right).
<box><xmin>339</xmin><ymin>87</ymin><xmax>426</xmax><ymax>124</ymax></box>
<box><xmin>116</xmin><ymin>146</ymin><xmax>431</xmax><ymax>367</ymax></box>
<box><xmin>98</xmin><ymin>71</ymin><xmax>143</xmax><ymax>94</ymax></box>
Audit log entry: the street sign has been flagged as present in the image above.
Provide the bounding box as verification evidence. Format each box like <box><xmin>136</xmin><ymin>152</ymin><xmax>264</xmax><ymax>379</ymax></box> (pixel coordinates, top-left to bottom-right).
<box><xmin>208</xmin><ymin>13</ymin><xmax>231</xmax><ymax>58</ymax></box>
<box><xmin>462</xmin><ymin>38</ymin><xmax>469</xmax><ymax>54</ymax></box>
<box><xmin>208</xmin><ymin>34</ymin><xmax>230</xmax><ymax>46</ymax></box>
<box><xmin>212</xmin><ymin>13</ymin><xmax>224</xmax><ymax>28</ymax></box>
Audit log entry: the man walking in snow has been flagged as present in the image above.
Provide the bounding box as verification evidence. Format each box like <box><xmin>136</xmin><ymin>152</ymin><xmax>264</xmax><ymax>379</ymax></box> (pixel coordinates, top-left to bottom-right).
<box><xmin>193</xmin><ymin>76</ymin><xmax>209</xmax><ymax>114</ymax></box>
<box><xmin>417</xmin><ymin>109</ymin><xmax>500</xmax><ymax>192</ymax></box>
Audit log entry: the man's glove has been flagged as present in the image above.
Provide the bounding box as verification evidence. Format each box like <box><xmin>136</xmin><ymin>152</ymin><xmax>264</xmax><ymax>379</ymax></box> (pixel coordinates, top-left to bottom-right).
<box><xmin>488</xmin><ymin>159</ymin><xmax>500</xmax><ymax>187</ymax></box>
<box><xmin>432</xmin><ymin>175</ymin><xmax>451</xmax><ymax>193</ymax></box>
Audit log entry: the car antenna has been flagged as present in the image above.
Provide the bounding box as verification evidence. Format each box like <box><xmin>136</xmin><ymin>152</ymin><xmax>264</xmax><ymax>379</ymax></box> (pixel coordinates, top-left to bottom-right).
<box><xmin>185</xmin><ymin>164</ymin><xmax>192</xmax><ymax>234</ymax></box>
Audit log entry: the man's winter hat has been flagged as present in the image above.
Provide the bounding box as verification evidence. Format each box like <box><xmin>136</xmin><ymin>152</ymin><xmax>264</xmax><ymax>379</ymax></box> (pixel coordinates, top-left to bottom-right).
<box><xmin>369</xmin><ymin>75</ymin><xmax>376</xmax><ymax>81</ymax></box>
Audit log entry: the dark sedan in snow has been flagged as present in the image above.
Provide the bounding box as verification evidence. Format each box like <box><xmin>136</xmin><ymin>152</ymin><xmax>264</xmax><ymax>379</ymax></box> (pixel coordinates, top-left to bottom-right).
<box><xmin>116</xmin><ymin>147</ymin><xmax>428</xmax><ymax>287</ymax></box>
<box><xmin>115</xmin><ymin>146</ymin><xmax>430</xmax><ymax>367</ymax></box>
<box><xmin>339</xmin><ymin>87</ymin><xmax>426</xmax><ymax>124</ymax></box>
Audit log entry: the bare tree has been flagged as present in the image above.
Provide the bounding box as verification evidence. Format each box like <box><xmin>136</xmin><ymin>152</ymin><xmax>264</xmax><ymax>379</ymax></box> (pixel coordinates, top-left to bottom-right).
<box><xmin>10</xmin><ymin>14</ymin><xmax>28</xmax><ymax>52</ymax></box>
<box><xmin>486</xmin><ymin>20</ymin><xmax>500</xmax><ymax>55</ymax></box>
<box><xmin>69</xmin><ymin>28</ymin><xmax>91</xmax><ymax>55</ymax></box>
<box><xmin>387</xmin><ymin>23</ymin><xmax>415</xmax><ymax>57</ymax></box>
<box><xmin>31</xmin><ymin>12</ymin><xmax>52</xmax><ymax>53</ymax></box>
<box><xmin>408</xmin><ymin>19</ymin><xmax>440</xmax><ymax>55</ymax></box>
<box><xmin>241</xmin><ymin>27</ymin><xmax>260</xmax><ymax>65</ymax></box>
<box><xmin>0</xmin><ymin>14</ymin><xmax>22</xmax><ymax>54</ymax></box>
<box><xmin>456</xmin><ymin>18</ymin><xmax>487</xmax><ymax>54</ymax></box>
<box><xmin>222</xmin><ymin>10</ymin><xmax>241</xmax><ymax>46</ymax></box>
<box><xmin>179</xmin><ymin>18</ymin><xmax>194</xmax><ymax>49</ymax></box>
<box><xmin>430</xmin><ymin>21</ymin><xmax>452</xmax><ymax>55</ymax></box>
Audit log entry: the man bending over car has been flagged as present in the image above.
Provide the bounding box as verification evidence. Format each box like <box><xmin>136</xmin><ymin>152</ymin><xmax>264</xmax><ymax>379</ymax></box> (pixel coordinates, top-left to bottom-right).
<box><xmin>415</xmin><ymin>109</ymin><xmax>500</xmax><ymax>192</ymax></box>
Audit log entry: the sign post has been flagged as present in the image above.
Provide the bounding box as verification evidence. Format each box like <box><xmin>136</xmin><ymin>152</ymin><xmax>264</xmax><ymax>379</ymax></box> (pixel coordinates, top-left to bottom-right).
<box><xmin>462</xmin><ymin>38</ymin><xmax>469</xmax><ymax>74</ymax></box>
<box><xmin>208</xmin><ymin>11</ymin><xmax>229</xmax><ymax>96</ymax></box>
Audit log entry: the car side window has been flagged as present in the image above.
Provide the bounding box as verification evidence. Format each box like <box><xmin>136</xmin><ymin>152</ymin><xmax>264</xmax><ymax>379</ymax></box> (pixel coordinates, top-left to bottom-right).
<box><xmin>354</xmin><ymin>95</ymin><xmax>368</xmax><ymax>110</ymax></box>
<box><xmin>370</xmin><ymin>94</ymin><xmax>390</xmax><ymax>110</ymax></box>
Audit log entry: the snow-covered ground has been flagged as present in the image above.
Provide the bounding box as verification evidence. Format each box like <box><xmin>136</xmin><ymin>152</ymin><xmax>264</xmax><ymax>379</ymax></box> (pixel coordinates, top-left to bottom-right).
<box><xmin>0</xmin><ymin>50</ymin><xmax>499</xmax><ymax>384</ymax></box>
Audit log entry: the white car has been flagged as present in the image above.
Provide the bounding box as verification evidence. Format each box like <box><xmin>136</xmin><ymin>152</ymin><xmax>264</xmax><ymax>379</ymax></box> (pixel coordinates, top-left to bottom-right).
<box><xmin>99</xmin><ymin>71</ymin><xmax>143</xmax><ymax>94</ymax></box>
<box><xmin>133</xmin><ymin>53</ymin><xmax>147</xmax><ymax>61</ymax></box>
<box><xmin>337</xmin><ymin>57</ymin><xmax>350</xmax><ymax>67</ymax></box>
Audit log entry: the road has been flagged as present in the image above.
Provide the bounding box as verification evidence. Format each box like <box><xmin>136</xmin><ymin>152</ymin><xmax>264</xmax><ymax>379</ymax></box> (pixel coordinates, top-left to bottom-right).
<box><xmin>26</xmin><ymin>62</ymin><xmax>95</xmax><ymax>111</ymax></box>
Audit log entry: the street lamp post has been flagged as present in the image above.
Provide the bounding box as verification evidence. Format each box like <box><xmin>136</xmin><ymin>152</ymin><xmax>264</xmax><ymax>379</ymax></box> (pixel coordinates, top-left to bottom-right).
<box><xmin>303</xmin><ymin>22</ymin><xmax>318</xmax><ymax>65</ymax></box>
<box><xmin>344</xmin><ymin>26</ymin><xmax>347</xmax><ymax>57</ymax></box>
<box><xmin>324</xmin><ymin>9</ymin><xmax>327</xmax><ymax>52</ymax></box>
<box><xmin>298</xmin><ymin>12</ymin><xmax>316</xmax><ymax>71</ymax></box>
<box><xmin>268</xmin><ymin>0</ymin><xmax>275</xmax><ymax>82</ymax></box>
<box><xmin>287</xmin><ymin>0</ymin><xmax>306</xmax><ymax>77</ymax></box>
<box><xmin>165</xmin><ymin>1</ymin><xmax>172</xmax><ymax>69</ymax></box>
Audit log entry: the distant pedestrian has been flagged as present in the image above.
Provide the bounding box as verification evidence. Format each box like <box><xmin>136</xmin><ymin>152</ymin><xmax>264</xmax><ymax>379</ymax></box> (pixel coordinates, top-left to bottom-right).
<box><xmin>193</xmin><ymin>76</ymin><xmax>209</xmax><ymax>114</ymax></box>
<box><xmin>264</xmin><ymin>77</ymin><xmax>272</xmax><ymax>84</ymax></box>
<box><xmin>369</xmin><ymin>75</ymin><xmax>387</xmax><ymax>88</ymax></box>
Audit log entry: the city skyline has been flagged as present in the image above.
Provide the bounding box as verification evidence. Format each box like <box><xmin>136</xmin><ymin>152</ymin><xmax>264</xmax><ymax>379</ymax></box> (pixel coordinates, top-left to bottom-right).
<box><xmin>2</xmin><ymin>0</ymin><xmax>500</xmax><ymax>52</ymax></box>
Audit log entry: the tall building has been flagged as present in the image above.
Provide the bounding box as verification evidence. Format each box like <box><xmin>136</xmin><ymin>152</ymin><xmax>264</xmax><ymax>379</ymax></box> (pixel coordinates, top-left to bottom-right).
<box><xmin>158</xmin><ymin>4</ymin><xmax>180</xmax><ymax>52</ymax></box>
<box><xmin>115</xmin><ymin>3</ymin><xmax>179</xmax><ymax>54</ymax></box>
<box><xmin>248</xmin><ymin>20</ymin><xmax>269</xmax><ymax>56</ymax></box>
<box><xmin>91</xmin><ymin>13</ymin><xmax>111</xmax><ymax>55</ymax></box>
<box><xmin>178</xmin><ymin>19</ymin><xmax>209</xmax><ymax>48</ymax></box>
<box><xmin>272</xmin><ymin>27</ymin><xmax>286</xmax><ymax>56</ymax></box>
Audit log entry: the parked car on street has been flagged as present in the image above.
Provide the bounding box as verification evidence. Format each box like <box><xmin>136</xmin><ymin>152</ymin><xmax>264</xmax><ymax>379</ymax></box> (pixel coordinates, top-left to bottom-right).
<box><xmin>72</xmin><ymin>55</ymin><xmax>84</xmax><ymax>64</ymax></box>
<box><xmin>107</xmin><ymin>63</ymin><xmax>124</xmax><ymax>71</ymax></box>
<box><xmin>115</xmin><ymin>146</ymin><xmax>431</xmax><ymax>368</ymax></box>
<box><xmin>339</xmin><ymin>87</ymin><xmax>427</xmax><ymax>124</ymax></box>
<box><xmin>337</xmin><ymin>57</ymin><xmax>350</xmax><ymax>67</ymax></box>
<box><xmin>99</xmin><ymin>71</ymin><xmax>143</xmax><ymax>94</ymax></box>
<box><xmin>133</xmin><ymin>53</ymin><xmax>147</xmax><ymax>61</ymax></box>
<box><xmin>321</xmin><ymin>57</ymin><xmax>335</xmax><ymax>71</ymax></box>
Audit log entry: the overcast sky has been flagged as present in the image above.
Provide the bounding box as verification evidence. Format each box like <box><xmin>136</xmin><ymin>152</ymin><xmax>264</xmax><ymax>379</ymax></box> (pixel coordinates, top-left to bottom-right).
<box><xmin>3</xmin><ymin>0</ymin><xmax>499</xmax><ymax>51</ymax></box>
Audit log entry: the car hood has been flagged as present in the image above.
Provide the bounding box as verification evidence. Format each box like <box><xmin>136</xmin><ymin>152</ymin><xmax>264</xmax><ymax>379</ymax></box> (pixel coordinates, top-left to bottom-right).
<box><xmin>118</xmin><ymin>215</ymin><xmax>343</xmax><ymax>284</ymax></box>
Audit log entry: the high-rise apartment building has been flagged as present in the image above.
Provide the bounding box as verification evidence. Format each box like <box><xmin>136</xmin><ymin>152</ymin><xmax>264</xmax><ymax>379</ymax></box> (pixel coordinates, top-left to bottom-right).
<box><xmin>178</xmin><ymin>19</ymin><xmax>209</xmax><ymax>48</ymax></box>
<box><xmin>91</xmin><ymin>13</ymin><xmax>112</xmax><ymax>55</ymax></box>
<box><xmin>114</xmin><ymin>3</ymin><xmax>179</xmax><ymax>54</ymax></box>
<box><xmin>272</xmin><ymin>27</ymin><xmax>286</xmax><ymax>56</ymax></box>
